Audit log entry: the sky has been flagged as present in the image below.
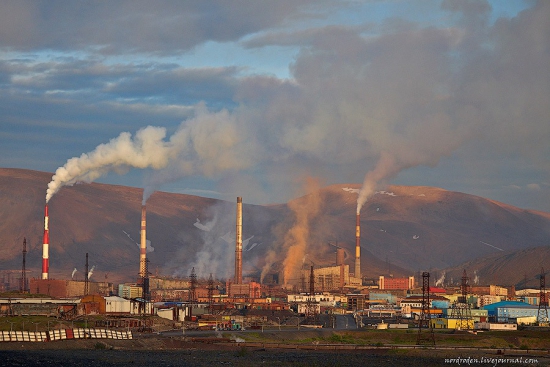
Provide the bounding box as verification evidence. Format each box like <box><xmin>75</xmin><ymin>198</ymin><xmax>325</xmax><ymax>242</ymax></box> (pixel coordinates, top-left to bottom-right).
<box><xmin>1</xmin><ymin>0</ymin><xmax>549</xmax><ymax>212</ymax></box>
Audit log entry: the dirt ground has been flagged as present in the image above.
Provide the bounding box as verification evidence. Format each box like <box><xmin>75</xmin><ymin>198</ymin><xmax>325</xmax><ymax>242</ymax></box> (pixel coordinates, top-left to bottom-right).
<box><xmin>0</xmin><ymin>335</ymin><xmax>548</xmax><ymax>367</ymax></box>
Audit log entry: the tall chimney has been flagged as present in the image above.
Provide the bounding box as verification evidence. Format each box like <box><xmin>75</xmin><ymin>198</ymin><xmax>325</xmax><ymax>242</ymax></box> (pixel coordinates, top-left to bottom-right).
<box><xmin>42</xmin><ymin>205</ymin><xmax>50</xmax><ymax>280</ymax></box>
<box><xmin>139</xmin><ymin>205</ymin><xmax>147</xmax><ymax>278</ymax></box>
<box><xmin>336</xmin><ymin>248</ymin><xmax>345</xmax><ymax>266</ymax></box>
<box><xmin>235</xmin><ymin>197</ymin><xmax>243</xmax><ymax>284</ymax></box>
<box><xmin>355</xmin><ymin>212</ymin><xmax>361</xmax><ymax>279</ymax></box>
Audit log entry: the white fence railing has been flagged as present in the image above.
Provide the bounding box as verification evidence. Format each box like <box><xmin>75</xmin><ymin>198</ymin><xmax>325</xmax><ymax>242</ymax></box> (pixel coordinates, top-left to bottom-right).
<box><xmin>0</xmin><ymin>328</ymin><xmax>132</xmax><ymax>342</ymax></box>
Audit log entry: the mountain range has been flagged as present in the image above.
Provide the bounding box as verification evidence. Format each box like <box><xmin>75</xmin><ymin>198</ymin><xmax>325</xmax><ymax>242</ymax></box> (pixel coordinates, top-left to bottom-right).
<box><xmin>1</xmin><ymin>168</ymin><xmax>549</xmax><ymax>288</ymax></box>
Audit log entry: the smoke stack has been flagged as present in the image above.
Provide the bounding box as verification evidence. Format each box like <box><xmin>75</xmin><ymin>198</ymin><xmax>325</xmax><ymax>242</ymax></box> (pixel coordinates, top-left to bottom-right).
<box><xmin>336</xmin><ymin>248</ymin><xmax>345</xmax><ymax>266</ymax></box>
<box><xmin>235</xmin><ymin>197</ymin><xmax>243</xmax><ymax>284</ymax></box>
<box><xmin>139</xmin><ymin>205</ymin><xmax>147</xmax><ymax>278</ymax></box>
<box><xmin>355</xmin><ymin>212</ymin><xmax>361</xmax><ymax>279</ymax></box>
<box><xmin>42</xmin><ymin>205</ymin><xmax>49</xmax><ymax>280</ymax></box>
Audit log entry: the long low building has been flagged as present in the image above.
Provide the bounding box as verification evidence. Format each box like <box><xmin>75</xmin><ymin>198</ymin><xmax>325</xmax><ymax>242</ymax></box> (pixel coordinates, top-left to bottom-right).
<box><xmin>482</xmin><ymin>301</ymin><xmax>539</xmax><ymax>322</ymax></box>
<box><xmin>0</xmin><ymin>298</ymin><xmax>80</xmax><ymax>316</ymax></box>
<box><xmin>30</xmin><ymin>278</ymin><xmax>114</xmax><ymax>298</ymax></box>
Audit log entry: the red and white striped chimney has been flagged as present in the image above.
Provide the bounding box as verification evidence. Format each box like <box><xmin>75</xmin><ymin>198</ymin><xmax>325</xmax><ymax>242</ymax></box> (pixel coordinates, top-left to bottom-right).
<box><xmin>355</xmin><ymin>212</ymin><xmax>361</xmax><ymax>279</ymax></box>
<box><xmin>235</xmin><ymin>197</ymin><xmax>243</xmax><ymax>284</ymax></box>
<box><xmin>139</xmin><ymin>205</ymin><xmax>147</xmax><ymax>278</ymax></box>
<box><xmin>41</xmin><ymin>204</ymin><xmax>49</xmax><ymax>280</ymax></box>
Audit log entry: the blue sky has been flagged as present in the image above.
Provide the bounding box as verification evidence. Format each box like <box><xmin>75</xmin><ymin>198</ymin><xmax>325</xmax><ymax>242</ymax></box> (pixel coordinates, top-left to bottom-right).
<box><xmin>1</xmin><ymin>0</ymin><xmax>549</xmax><ymax>212</ymax></box>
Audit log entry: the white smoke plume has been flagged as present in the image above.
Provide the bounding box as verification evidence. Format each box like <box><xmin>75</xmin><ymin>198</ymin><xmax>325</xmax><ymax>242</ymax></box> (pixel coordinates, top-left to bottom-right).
<box><xmin>135</xmin><ymin>239</ymin><xmax>155</xmax><ymax>253</ymax></box>
<box><xmin>357</xmin><ymin>152</ymin><xmax>400</xmax><ymax>214</ymax></box>
<box><xmin>173</xmin><ymin>201</ymin><xmax>236</xmax><ymax>279</ymax></box>
<box><xmin>141</xmin><ymin>105</ymin><xmax>253</xmax><ymax>204</ymax></box>
<box><xmin>46</xmin><ymin>126</ymin><xmax>172</xmax><ymax>203</ymax></box>
<box><xmin>71</xmin><ymin>268</ymin><xmax>77</xmax><ymax>279</ymax></box>
<box><xmin>435</xmin><ymin>271</ymin><xmax>446</xmax><ymax>287</ymax></box>
<box><xmin>44</xmin><ymin>3</ymin><xmax>548</xmax><ymax>213</ymax></box>
<box><xmin>46</xmin><ymin>104</ymin><xmax>253</xmax><ymax>204</ymax></box>
<box><xmin>87</xmin><ymin>265</ymin><xmax>95</xmax><ymax>280</ymax></box>
<box><xmin>473</xmin><ymin>270</ymin><xmax>479</xmax><ymax>285</ymax></box>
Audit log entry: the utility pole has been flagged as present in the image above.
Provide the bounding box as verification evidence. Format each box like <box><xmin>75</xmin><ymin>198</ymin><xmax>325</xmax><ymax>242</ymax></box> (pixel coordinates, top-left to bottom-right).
<box><xmin>417</xmin><ymin>271</ymin><xmax>435</xmax><ymax>346</ymax></box>
<box><xmin>20</xmin><ymin>238</ymin><xmax>27</xmax><ymax>293</ymax></box>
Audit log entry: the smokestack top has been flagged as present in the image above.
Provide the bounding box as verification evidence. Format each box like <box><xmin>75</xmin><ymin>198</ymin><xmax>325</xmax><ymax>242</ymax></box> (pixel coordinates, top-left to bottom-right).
<box><xmin>237</xmin><ymin>196</ymin><xmax>242</xmax><ymax>203</ymax></box>
<box><xmin>44</xmin><ymin>204</ymin><xmax>49</xmax><ymax>216</ymax></box>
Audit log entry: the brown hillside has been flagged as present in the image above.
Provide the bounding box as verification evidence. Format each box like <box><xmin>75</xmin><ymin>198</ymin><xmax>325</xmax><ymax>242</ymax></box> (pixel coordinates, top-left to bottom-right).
<box><xmin>1</xmin><ymin>168</ymin><xmax>550</xmax><ymax>286</ymax></box>
<box><xmin>443</xmin><ymin>246</ymin><xmax>550</xmax><ymax>287</ymax></box>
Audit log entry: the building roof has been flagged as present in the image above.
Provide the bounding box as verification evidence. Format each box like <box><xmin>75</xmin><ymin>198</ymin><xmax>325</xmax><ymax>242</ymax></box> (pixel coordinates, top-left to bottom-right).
<box><xmin>482</xmin><ymin>300</ymin><xmax>536</xmax><ymax>312</ymax></box>
<box><xmin>401</xmin><ymin>295</ymin><xmax>449</xmax><ymax>302</ymax></box>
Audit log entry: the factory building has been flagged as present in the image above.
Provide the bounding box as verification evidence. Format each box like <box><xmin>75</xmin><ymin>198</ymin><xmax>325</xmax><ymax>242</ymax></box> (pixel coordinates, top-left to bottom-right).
<box><xmin>369</xmin><ymin>292</ymin><xmax>397</xmax><ymax>304</ymax></box>
<box><xmin>482</xmin><ymin>300</ymin><xmax>539</xmax><ymax>323</ymax></box>
<box><xmin>378</xmin><ymin>275</ymin><xmax>415</xmax><ymax>290</ymax></box>
<box><xmin>431</xmin><ymin>318</ymin><xmax>475</xmax><ymax>330</ymax></box>
<box><xmin>0</xmin><ymin>297</ymin><xmax>79</xmax><ymax>316</ymax></box>
<box><xmin>399</xmin><ymin>296</ymin><xmax>447</xmax><ymax>318</ymax></box>
<box><xmin>287</xmin><ymin>293</ymin><xmax>340</xmax><ymax>307</ymax></box>
<box><xmin>298</xmin><ymin>265</ymin><xmax>352</xmax><ymax>292</ymax></box>
<box><xmin>347</xmin><ymin>294</ymin><xmax>369</xmax><ymax>311</ymax></box>
<box><xmin>441</xmin><ymin>308</ymin><xmax>488</xmax><ymax>322</ymax></box>
<box><xmin>30</xmin><ymin>278</ymin><xmax>113</xmax><ymax>298</ymax></box>
<box><xmin>471</xmin><ymin>285</ymin><xmax>513</xmax><ymax>298</ymax></box>
<box><xmin>227</xmin><ymin>282</ymin><xmax>251</xmax><ymax>298</ymax></box>
<box><xmin>118</xmin><ymin>283</ymin><xmax>143</xmax><ymax>299</ymax></box>
<box><xmin>150</xmin><ymin>276</ymin><xmax>190</xmax><ymax>290</ymax></box>
<box><xmin>476</xmin><ymin>294</ymin><xmax>504</xmax><ymax>307</ymax></box>
<box><xmin>475</xmin><ymin>322</ymin><xmax>518</xmax><ymax>331</ymax></box>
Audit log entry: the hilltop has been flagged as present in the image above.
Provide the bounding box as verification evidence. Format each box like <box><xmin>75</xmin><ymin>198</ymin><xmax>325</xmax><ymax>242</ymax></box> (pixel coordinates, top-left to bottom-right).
<box><xmin>0</xmin><ymin>168</ymin><xmax>549</xmax><ymax>285</ymax></box>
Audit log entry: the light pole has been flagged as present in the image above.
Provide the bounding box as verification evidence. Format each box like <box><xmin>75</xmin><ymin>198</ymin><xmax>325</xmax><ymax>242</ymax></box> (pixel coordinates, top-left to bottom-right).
<box><xmin>276</xmin><ymin>317</ymin><xmax>281</xmax><ymax>331</ymax></box>
<box><xmin>8</xmin><ymin>321</ymin><xmax>14</xmax><ymax>332</ymax></box>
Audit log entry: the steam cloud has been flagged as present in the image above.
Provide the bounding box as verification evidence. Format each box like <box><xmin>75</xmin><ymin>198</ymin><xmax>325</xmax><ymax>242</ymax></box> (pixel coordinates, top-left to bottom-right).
<box><xmin>46</xmin><ymin>126</ymin><xmax>171</xmax><ymax>203</ymax></box>
<box><xmin>435</xmin><ymin>271</ymin><xmax>446</xmax><ymax>287</ymax></box>
<box><xmin>43</xmin><ymin>2</ymin><xmax>545</xmax><ymax>209</ymax></box>
<box><xmin>37</xmin><ymin>2</ymin><xmax>550</xmax><ymax>281</ymax></box>
<box><xmin>172</xmin><ymin>201</ymin><xmax>235</xmax><ymax>279</ymax></box>
<box><xmin>46</xmin><ymin>104</ymin><xmax>252</xmax><ymax>204</ymax></box>
<box><xmin>87</xmin><ymin>265</ymin><xmax>95</xmax><ymax>280</ymax></box>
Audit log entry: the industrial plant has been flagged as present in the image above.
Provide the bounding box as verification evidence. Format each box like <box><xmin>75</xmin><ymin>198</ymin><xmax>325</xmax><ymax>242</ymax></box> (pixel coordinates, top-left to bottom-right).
<box><xmin>0</xmin><ymin>191</ymin><xmax>547</xmax><ymax>345</ymax></box>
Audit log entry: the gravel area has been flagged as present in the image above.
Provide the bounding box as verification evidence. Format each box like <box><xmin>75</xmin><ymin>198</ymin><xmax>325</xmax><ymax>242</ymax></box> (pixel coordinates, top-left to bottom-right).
<box><xmin>0</xmin><ymin>349</ymin><xmax>444</xmax><ymax>367</ymax></box>
<box><xmin>0</xmin><ymin>337</ymin><xmax>548</xmax><ymax>366</ymax></box>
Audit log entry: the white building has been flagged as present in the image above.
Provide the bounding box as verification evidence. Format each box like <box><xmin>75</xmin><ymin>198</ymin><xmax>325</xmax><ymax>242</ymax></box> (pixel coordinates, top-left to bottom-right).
<box><xmin>105</xmin><ymin>296</ymin><xmax>131</xmax><ymax>314</ymax></box>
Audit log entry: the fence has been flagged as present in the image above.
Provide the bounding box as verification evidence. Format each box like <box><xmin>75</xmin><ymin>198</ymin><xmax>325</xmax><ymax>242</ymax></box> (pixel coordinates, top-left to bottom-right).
<box><xmin>0</xmin><ymin>328</ymin><xmax>132</xmax><ymax>342</ymax></box>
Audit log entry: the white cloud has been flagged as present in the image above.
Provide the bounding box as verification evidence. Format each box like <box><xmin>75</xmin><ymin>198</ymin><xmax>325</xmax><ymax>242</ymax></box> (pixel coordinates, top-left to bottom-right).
<box><xmin>527</xmin><ymin>183</ymin><xmax>541</xmax><ymax>191</ymax></box>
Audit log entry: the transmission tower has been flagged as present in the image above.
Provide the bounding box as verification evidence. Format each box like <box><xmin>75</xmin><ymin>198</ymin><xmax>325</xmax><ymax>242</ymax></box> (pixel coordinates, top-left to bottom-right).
<box><xmin>450</xmin><ymin>269</ymin><xmax>472</xmax><ymax>330</ymax></box>
<box><xmin>20</xmin><ymin>238</ymin><xmax>27</xmax><ymax>293</ymax></box>
<box><xmin>84</xmin><ymin>253</ymin><xmax>89</xmax><ymax>296</ymax></box>
<box><xmin>305</xmin><ymin>265</ymin><xmax>318</xmax><ymax>325</ymax></box>
<box><xmin>207</xmin><ymin>273</ymin><xmax>215</xmax><ymax>313</ymax></box>
<box><xmin>188</xmin><ymin>267</ymin><xmax>197</xmax><ymax>303</ymax></box>
<box><xmin>417</xmin><ymin>271</ymin><xmax>435</xmax><ymax>345</ymax></box>
<box><xmin>142</xmin><ymin>258</ymin><xmax>151</xmax><ymax>301</ymax></box>
<box><xmin>537</xmin><ymin>268</ymin><xmax>549</xmax><ymax>325</ymax></box>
